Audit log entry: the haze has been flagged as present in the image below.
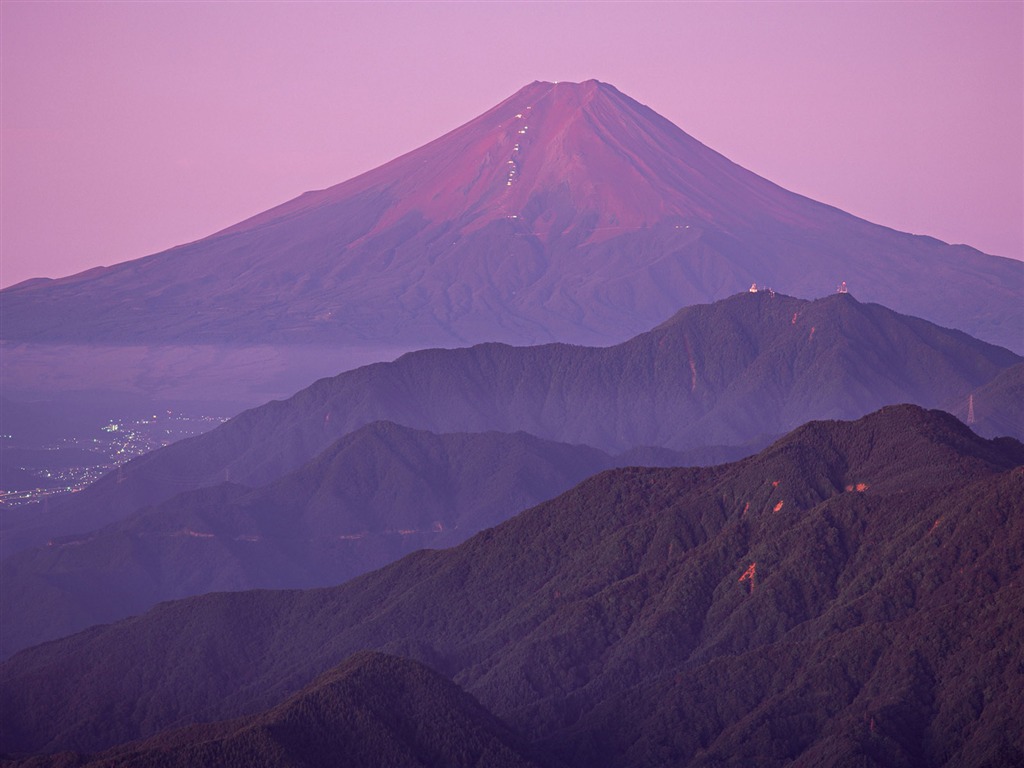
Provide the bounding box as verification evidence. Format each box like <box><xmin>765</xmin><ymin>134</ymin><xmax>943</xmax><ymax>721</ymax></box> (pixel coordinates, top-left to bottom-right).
<box><xmin>2</xmin><ymin>1</ymin><xmax>1021</xmax><ymax>289</ymax></box>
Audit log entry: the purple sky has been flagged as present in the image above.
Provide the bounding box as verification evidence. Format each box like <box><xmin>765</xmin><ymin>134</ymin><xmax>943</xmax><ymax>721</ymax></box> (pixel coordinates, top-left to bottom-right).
<box><xmin>2</xmin><ymin>1</ymin><xmax>1021</xmax><ymax>288</ymax></box>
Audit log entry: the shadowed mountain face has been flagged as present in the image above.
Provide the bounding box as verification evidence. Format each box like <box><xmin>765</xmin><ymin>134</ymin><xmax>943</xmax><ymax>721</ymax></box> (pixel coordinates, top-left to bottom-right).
<box><xmin>945</xmin><ymin>362</ymin><xmax>1024</xmax><ymax>441</ymax></box>
<box><xmin>2</xmin><ymin>80</ymin><xmax>1020</xmax><ymax>353</ymax></box>
<box><xmin>5</xmin><ymin>652</ymin><xmax>546</xmax><ymax>768</ymax></box>
<box><xmin>3</xmin><ymin>406</ymin><xmax>1023</xmax><ymax>767</ymax></box>
<box><xmin>2</xmin><ymin>291</ymin><xmax>1015</xmax><ymax>558</ymax></box>
<box><xmin>3</xmin><ymin>422</ymin><xmax>738</xmax><ymax>659</ymax></box>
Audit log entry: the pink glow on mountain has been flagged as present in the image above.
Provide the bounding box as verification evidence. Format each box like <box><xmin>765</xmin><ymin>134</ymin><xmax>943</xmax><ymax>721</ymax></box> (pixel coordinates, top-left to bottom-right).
<box><xmin>1</xmin><ymin>2</ymin><xmax>1020</xmax><ymax>288</ymax></box>
<box><xmin>222</xmin><ymin>80</ymin><xmax>840</xmax><ymax>245</ymax></box>
<box><xmin>4</xmin><ymin>75</ymin><xmax>1019</xmax><ymax>355</ymax></box>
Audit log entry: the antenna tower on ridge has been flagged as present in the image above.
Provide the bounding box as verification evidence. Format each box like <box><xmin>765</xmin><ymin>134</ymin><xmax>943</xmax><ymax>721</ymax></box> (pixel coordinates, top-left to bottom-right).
<box><xmin>967</xmin><ymin>394</ymin><xmax>976</xmax><ymax>425</ymax></box>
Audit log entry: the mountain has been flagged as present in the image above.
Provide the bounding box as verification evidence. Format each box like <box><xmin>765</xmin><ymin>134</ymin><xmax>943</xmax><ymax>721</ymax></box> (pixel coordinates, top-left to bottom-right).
<box><xmin>1</xmin><ymin>651</ymin><xmax>546</xmax><ymax>768</ymax></box>
<box><xmin>946</xmin><ymin>362</ymin><xmax>1024</xmax><ymax>441</ymax></box>
<box><xmin>4</xmin><ymin>406</ymin><xmax>1023</xmax><ymax>767</ymax></box>
<box><xmin>2</xmin><ymin>80</ymin><xmax>1020</xmax><ymax>353</ymax></box>
<box><xmin>2</xmin><ymin>291</ymin><xmax>1015</xmax><ymax>559</ymax></box>
<box><xmin>3</xmin><ymin>421</ymin><xmax>733</xmax><ymax>658</ymax></box>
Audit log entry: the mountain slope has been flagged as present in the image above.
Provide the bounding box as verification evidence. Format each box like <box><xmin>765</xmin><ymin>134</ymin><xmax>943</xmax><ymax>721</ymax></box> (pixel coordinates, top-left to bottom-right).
<box><xmin>3</xmin><ymin>406</ymin><xmax>1022</xmax><ymax>767</ymax></box>
<box><xmin>2</xmin><ymin>80</ymin><xmax>1020</xmax><ymax>352</ymax></box>
<box><xmin>3</xmin><ymin>422</ymin><xmax>725</xmax><ymax>658</ymax></box>
<box><xmin>3</xmin><ymin>652</ymin><xmax>545</xmax><ymax>768</ymax></box>
<box><xmin>946</xmin><ymin>362</ymin><xmax>1024</xmax><ymax>441</ymax></box>
<box><xmin>3</xmin><ymin>291</ymin><xmax>1015</xmax><ymax>558</ymax></box>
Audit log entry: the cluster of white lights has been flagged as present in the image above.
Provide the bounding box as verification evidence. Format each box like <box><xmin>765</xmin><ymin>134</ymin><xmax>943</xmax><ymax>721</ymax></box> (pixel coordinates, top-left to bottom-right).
<box><xmin>506</xmin><ymin>107</ymin><xmax>531</xmax><ymax>186</ymax></box>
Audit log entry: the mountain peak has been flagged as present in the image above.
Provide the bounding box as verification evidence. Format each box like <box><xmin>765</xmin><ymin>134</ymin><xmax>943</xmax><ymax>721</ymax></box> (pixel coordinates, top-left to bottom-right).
<box><xmin>523</xmin><ymin>78</ymin><xmax>610</xmax><ymax>102</ymax></box>
<box><xmin>3</xmin><ymin>81</ymin><xmax>1020</xmax><ymax>352</ymax></box>
<box><xmin>519</xmin><ymin>78</ymin><xmax>608</xmax><ymax>94</ymax></box>
<box><xmin>218</xmin><ymin>78</ymin><xmax>814</xmax><ymax>243</ymax></box>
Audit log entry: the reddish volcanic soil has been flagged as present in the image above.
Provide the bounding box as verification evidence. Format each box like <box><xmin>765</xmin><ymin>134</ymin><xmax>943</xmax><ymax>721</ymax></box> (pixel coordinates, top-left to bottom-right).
<box><xmin>2</xmin><ymin>80</ymin><xmax>1021</xmax><ymax>356</ymax></box>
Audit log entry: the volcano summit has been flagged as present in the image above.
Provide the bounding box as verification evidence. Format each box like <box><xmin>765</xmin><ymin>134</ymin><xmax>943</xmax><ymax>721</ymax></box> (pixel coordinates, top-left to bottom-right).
<box><xmin>2</xmin><ymin>80</ymin><xmax>1021</xmax><ymax>352</ymax></box>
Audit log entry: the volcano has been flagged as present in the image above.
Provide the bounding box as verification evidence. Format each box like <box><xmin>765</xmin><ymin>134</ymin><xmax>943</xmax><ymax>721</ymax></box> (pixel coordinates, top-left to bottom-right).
<box><xmin>2</xmin><ymin>80</ymin><xmax>1021</xmax><ymax>353</ymax></box>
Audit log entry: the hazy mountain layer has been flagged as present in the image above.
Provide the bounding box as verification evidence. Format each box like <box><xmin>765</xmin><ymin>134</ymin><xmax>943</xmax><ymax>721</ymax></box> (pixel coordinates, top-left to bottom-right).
<box><xmin>3</xmin><ymin>652</ymin><xmax>545</xmax><ymax>768</ymax></box>
<box><xmin>3</xmin><ymin>291</ymin><xmax>1015</xmax><ymax>559</ymax></box>
<box><xmin>4</xmin><ymin>406</ymin><xmax>1022</xmax><ymax>767</ymax></box>
<box><xmin>2</xmin><ymin>422</ymin><xmax>741</xmax><ymax>658</ymax></box>
<box><xmin>948</xmin><ymin>362</ymin><xmax>1024</xmax><ymax>441</ymax></box>
<box><xmin>3</xmin><ymin>80</ymin><xmax>1020</xmax><ymax>352</ymax></box>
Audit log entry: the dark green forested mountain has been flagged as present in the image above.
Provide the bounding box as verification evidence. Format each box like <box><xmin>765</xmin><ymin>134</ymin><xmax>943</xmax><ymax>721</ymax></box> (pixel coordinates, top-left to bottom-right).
<box><xmin>1</xmin><ymin>652</ymin><xmax>547</xmax><ymax>768</ymax></box>
<box><xmin>3</xmin><ymin>291</ymin><xmax>1016</xmax><ymax>558</ymax></box>
<box><xmin>2</xmin><ymin>422</ymin><xmax>737</xmax><ymax>659</ymax></box>
<box><xmin>3</xmin><ymin>405</ymin><xmax>1022</xmax><ymax>767</ymax></box>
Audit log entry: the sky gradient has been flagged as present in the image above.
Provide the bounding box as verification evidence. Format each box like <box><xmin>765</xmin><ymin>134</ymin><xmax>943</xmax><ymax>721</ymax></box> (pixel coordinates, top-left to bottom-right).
<box><xmin>2</xmin><ymin>1</ymin><xmax>1021</xmax><ymax>288</ymax></box>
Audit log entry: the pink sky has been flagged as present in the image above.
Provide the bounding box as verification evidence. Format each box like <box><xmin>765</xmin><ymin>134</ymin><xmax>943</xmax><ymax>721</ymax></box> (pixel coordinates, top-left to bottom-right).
<box><xmin>2</xmin><ymin>1</ymin><xmax>1021</xmax><ymax>288</ymax></box>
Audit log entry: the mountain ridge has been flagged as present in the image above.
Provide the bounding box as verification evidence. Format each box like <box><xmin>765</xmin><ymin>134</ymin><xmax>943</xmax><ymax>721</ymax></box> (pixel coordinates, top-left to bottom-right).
<box><xmin>1</xmin><ymin>651</ymin><xmax>547</xmax><ymax>768</ymax></box>
<box><xmin>2</xmin><ymin>421</ymin><xmax>744</xmax><ymax>658</ymax></box>
<box><xmin>3</xmin><ymin>406</ymin><xmax>1022</xmax><ymax>766</ymax></box>
<box><xmin>3</xmin><ymin>80</ymin><xmax>1020</xmax><ymax>352</ymax></box>
<box><xmin>2</xmin><ymin>291</ymin><xmax>1015</xmax><ymax>559</ymax></box>
<box><xmin>218</xmin><ymin>80</ymin><xmax>845</xmax><ymax>239</ymax></box>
